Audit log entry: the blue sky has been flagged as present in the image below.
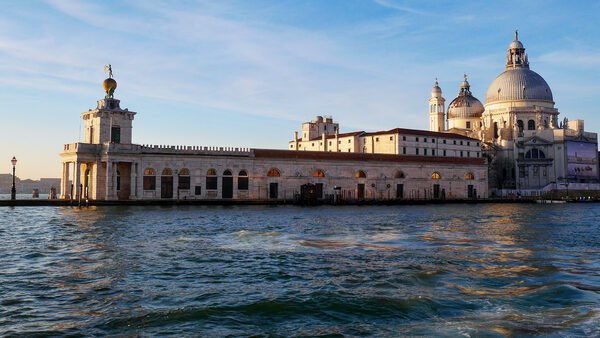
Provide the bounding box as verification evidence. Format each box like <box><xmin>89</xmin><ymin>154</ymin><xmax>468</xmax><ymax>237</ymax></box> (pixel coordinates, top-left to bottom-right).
<box><xmin>1</xmin><ymin>0</ymin><xmax>599</xmax><ymax>179</ymax></box>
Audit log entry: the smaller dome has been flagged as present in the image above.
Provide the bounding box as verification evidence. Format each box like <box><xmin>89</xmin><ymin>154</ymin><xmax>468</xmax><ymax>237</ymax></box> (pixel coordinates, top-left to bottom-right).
<box><xmin>103</xmin><ymin>78</ymin><xmax>117</xmax><ymax>98</ymax></box>
<box><xmin>431</xmin><ymin>79</ymin><xmax>442</xmax><ymax>98</ymax></box>
<box><xmin>509</xmin><ymin>40</ymin><xmax>524</xmax><ymax>49</ymax></box>
<box><xmin>448</xmin><ymin>74</ymin><xmax>484</xmax><ymax>119</ymax></box>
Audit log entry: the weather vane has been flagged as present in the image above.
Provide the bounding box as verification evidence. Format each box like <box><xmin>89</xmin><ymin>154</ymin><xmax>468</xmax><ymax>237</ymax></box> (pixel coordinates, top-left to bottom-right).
<box><xmin>104</xmin><ymin>64</ymin><xmax>113</xmax><ymax>78</ymax></box>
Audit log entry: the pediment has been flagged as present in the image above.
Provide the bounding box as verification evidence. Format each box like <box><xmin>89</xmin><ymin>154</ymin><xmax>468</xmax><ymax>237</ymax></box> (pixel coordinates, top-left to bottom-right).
<box><xmin>522</xmin><ymin>135</ymin><xmax>552</xmax><ymax>146</ymax></box>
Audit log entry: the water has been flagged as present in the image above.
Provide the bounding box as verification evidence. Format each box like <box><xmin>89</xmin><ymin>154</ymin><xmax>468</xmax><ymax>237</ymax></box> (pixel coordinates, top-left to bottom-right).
<box><xmin>0</xmin><ymin>204</ymin><xmax>599</xmax><ymax>336</ymax></box>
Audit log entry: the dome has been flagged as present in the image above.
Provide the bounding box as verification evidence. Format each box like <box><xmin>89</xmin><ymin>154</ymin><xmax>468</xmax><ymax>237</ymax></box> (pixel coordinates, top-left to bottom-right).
<box><xmin>448</xmin><ymin>95</ymin><xmax>484</xmax><ymax>119</ymax></box>
<box><xmin>447</xmin><ymin>74</ymin><xmax>484</xmax><ymax>119</ymax></box>
<box><xmin>485</xmin><ymin>68</ymin><xmax>553</xmax><ymax>104</ymax></box>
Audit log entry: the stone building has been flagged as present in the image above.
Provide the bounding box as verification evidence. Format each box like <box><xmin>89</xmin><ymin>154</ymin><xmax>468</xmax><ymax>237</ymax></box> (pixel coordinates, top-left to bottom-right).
<box><xmin>60</xmin><ymin>73</ymin><xmax>488</xmax><ymax>201</ymax></box>
<box><xmin>429</xmin><ymin>32</ymin><xmax>599</xmax><ymax>191</ymax></box>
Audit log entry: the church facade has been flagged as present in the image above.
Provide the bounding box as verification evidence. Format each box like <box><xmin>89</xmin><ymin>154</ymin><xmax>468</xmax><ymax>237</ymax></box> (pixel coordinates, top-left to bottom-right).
<box><xmin>430</xmin><ymin>32</ymin><xmax>599</xmax><ymax>192</ymax></box>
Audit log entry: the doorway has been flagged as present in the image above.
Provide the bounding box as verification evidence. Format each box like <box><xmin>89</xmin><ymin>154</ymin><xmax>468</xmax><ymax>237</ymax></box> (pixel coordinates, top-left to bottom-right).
<box><xmin>357</xmin><ymin>183</ymin><xmax>365</xmax><ymax>200</ymax></box>
<box><xmin>222</xmin><ymin>176</ymin><xmax>233</xmax><ymax>198</ymax></box>
<box><xmin>161</xmin><ymin>175</ymin><xmax>173</xmax><ymax>198</ymax></box>
<box><xmin>433</xmin><ymin>184</ymin><xmax>440</xmax><ymax>199</ymax></box>
<box><xmin>269</xmin><ymin>183</ymin><xmax>278</xmax><ymax>199</ymax></box>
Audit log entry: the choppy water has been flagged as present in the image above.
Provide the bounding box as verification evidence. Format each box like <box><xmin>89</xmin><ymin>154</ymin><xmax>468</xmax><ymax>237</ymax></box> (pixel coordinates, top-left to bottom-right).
<box><xmin>1</xmin><ymin>204</ymin><xmax>599</xmax><ymax>337</ymax></box>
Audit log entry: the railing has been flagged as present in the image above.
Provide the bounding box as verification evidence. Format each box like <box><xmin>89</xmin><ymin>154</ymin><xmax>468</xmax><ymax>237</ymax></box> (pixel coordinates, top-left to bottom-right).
<box><xmin>139</xmin><ymin>144</ymin><xmax>252</xmax><ymax>155</ymax></box>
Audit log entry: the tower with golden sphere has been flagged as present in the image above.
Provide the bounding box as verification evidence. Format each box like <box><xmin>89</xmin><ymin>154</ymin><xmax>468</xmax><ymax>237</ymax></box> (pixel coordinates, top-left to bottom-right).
<box><xmin>82</xmin><ymin>65</ymin><xmax>136</xmax><ymax>145</ymax></box>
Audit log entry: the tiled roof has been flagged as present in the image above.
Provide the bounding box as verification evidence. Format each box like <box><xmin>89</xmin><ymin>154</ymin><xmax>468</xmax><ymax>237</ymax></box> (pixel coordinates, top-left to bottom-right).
<box><xmin>253</xmin><ymin>149</ymin><xmax>485</xmax><ymax>165</ymax></box>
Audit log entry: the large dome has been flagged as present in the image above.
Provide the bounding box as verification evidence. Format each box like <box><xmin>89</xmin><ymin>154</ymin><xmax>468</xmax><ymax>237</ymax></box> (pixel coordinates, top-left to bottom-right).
<box><xmin>485</xmin><ymin>68</ymin><xmax>553</xmax><ymax>104</ymax></box>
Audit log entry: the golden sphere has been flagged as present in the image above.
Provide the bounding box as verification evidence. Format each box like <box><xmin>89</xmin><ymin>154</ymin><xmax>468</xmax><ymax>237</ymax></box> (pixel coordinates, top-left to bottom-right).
<box><xmin>102</xmin><ymin>78</ymin><xmax>117</xmax><ymax>93</ymax></box>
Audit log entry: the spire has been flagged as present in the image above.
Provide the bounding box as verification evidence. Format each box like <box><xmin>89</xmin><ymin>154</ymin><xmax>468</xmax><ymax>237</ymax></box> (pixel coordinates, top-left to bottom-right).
<box><xmin>514</xmin><ymin>29</ymin><xmax>518</xmax><ymax>41</ymax></box>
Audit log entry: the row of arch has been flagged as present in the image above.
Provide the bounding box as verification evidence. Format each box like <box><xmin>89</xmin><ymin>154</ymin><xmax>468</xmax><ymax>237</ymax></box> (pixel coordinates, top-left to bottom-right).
<box><xmin>142</xmin><ymin>167</ymin><xmax>476</xmax><ymax>180</ymax></box>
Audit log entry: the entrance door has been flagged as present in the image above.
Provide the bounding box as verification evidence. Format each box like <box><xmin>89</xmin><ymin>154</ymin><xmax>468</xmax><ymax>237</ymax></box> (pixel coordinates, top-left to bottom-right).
<box><xmin>269</xmin><ymin>183</ymin><xmax>278</xmax><ymax>199</ymax></box>
<box><xmin>468</xmin><ymin>185</ymin><xmax>474</xmax><ymax>199</ymax></box>
<box><xmin>161</xmin><ymin>176</ymin><xmax>173</xmax><ymax>198</ymax></box>
<box><xmin>433</xmin><ymin>184</ymin><xmax>440</xmax><ymax>199</ymax></box>
<box><xmin>315</xmin><ymin>183</ymin><xmax>323</xmax><ymax>199</ymax></box>
<box><xmin>222</xmin><ymin>176</ymin><xmax>233</xmax><ymax>198</ymax></box>
<box><xmin>357</xmin><ymin>184</ymin><xmax>365</xmax><ymax>200</ymax></box>
<box><xmin>396</xmin><ymin>184</ymin><xmax>404</xmax><ymax>199</ymax></box>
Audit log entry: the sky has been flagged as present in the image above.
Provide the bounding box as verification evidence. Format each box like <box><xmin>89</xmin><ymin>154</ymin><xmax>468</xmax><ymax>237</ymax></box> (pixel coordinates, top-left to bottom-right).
<box><xmin>1</xmin><ymin>0</ymin><xmax>600</xmax><ymax>179</ymax></box>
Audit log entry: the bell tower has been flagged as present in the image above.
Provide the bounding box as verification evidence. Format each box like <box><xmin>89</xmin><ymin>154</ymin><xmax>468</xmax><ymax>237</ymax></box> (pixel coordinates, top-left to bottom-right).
<box><xmin>82</xmin><ymin>65</ymin><xmax>136</xmax><ymax>145</ymax></box>
<box><xmin>429</xmin><ymin>79</ymin><xmax>446</xmax><ymax>132</ymax></box>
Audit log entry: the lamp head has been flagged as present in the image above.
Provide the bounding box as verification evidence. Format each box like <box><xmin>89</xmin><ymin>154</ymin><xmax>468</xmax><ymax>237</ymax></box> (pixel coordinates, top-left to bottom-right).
<box><xmin>11</xmin><ymin>156</ymin><xmax>17</xmax><ymax>166</ymax></box>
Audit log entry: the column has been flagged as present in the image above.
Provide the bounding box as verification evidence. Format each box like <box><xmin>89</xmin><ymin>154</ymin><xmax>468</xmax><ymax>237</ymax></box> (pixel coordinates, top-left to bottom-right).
<box><xmin>105</xmin><ymin>160</ymin><xmax>112</xmax><ymax>200</ymax></box>
<box><xmin>61</xmin><ymin>162</ymin><xmax>70</xmax><ymax>199</ymax></box>
<box><xmin>130</xmin><ymin>162</ymin><xmax>137</xmax><ymax>199</ymax></box>
<box><xmin>74</xmin><ymin>161</ymin><xmax>81</xmax><ymax>201</ymax></box>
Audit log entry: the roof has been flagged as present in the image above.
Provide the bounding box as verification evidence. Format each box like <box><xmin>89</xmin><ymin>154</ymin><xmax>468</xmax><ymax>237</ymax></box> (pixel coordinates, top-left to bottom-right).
<box><xmin>253</xmin><ymin>149</ymin><xmax>485</xmax><ymax>165</ymax></box>
<box><xmin>362</xmin><ymin>128</ymin><xmax>479</xmax><ymax>141</ymax></box>
<box><xmin>290</xmin><ymin>131</ymin><xmax>365</xmax><ymax>143</ymax></box>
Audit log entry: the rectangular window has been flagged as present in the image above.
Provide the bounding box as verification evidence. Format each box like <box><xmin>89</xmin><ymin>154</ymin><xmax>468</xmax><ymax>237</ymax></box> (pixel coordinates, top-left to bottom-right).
<box><xmin>416</xmin><ymin>148</ymin><xmax>419</xmax><ymax>155</ymax></box>
<box><xmin>424</xmin><ymin>148</ymin><xmax>428</xmax><ymax>156</ymax></box>
<box><xmin>111</xmin><ymin>126</ymin><xmax>121</xmax><ymax>143</ymax></box>
<box><xmin>206</xmin><ymin>177</ymin><xmax>217</xmax><ymax>190</ymax></box>
<box><xmin>376</xmin><ymin>137</ymin><xmax>379</xmax><ymax>142</ymax></box>
<box><xmin>338</xmin><ymin>140</ymin><xmax>341</xmax><ymax>144</ymax></box>
<box><xmin>431</xmin><ymin>139</ymin><xmax>435</xmax><ymax>143</ymax></box>
<box><xmin>143</xmin><ymin>176</ymin><xmax>155</xmax><ymax>190</ymax></box>
<box><xmin>389</xmin><ymin>136</ymin><xmax>393</xmax><ymax>141</ymax></box>
<box><xmin>443</xmin><ymin>140</ymin><xmax>447</xmax><ymax>144</ymax></box>
<box><xmin>403</xmin><ymin>147</ymin><xmax>406</xmax><ymax>154</ymax></box>
<box><xmin>416</xmin><ymin>137</ymin><xmax>419</xmax><ymax>142</ymax></box>
<box><xmin>477</xmin><ymin>152</ymin><xmax>480</xmax><ymax>158</ymax></box>
<box><xmin>460</xmin><ymin>151</ymin><xmax>464</xmax><ymax>157</ymax></box>
<box><xmin>348</xmin><ymin>140</ymin><xmax>351</xmax><ymax>143</ymax></box>
<box><xmin>179</xmin><ymin>176</ymin><xmax>191</xmax><ymax>190</ymax></box>
<box><xmin>453</xmin><ymin>140</ymin><xmax>457</xmax><ymax>145</ymax></box>
<box><xmin>432</xmin><ymin>149</ymin><xmax>435</xmax><ymax>156</ymax></box>
<box><xmin>402</xmin><ymin>136</ymin><xmax>406</xmax><ymax>141</ymax></box>
<box><xmin>466</xmin><ymin>121</ymin><xmax>471</xmax><ymax>129</ymax></box>
<box><xmin>443</xmin><ymin>150</ymin><xmax>447</xmax><ymax>156</ymax></box>
<box><xmin>238</xmin><ymin>177</ymin><xmax>249</xmax><ymax>190</ymax></box>
<box><xmin>467</xmin><ymin>152</ymin><xmax>470</xmax><ymax>157</ymax></box>
<box><xmin>424</xmin><ymin>138</ymin><xmax>427</xmax><ymax>142</ymax></box>
<box><xmin>460</xmin><ymin>141</ymin><xmax>463</xmax><ymax>145</ymax></box>
<box><xmin>329</xmin><ymin>141</ymin><xmax>332</xmax><ymax>146</ymax></box>
<box><xmin>195</xmin><ymin>186</ymin><xmax>202</xmax><ymax>195</ymax></box>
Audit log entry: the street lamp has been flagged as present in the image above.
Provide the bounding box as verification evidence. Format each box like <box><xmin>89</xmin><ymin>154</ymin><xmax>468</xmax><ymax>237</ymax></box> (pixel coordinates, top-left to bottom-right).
<box><xmin>10</xmin><ymin>156</ymin><xmax>17</xmax><ymax>200</ymax></box>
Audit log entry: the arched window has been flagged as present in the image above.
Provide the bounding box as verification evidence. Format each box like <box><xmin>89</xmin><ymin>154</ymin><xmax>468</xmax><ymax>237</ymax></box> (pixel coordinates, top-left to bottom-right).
<box><xmin>525</xmin><ymin>149</ymin><xmax>546</xmax><ymax>159</ymax></box>
<box><xmin>431</xmin><ymin>172</ymin><xmax>441</xmax><ymax>180</ymax></box>
<box><xmin>238</xmin><ymin>170</ymin><xmax>249</xmax><ymax>190</ymax></box>
<box><xmin>313</xmin><ymin>169</ymin><xmax>325</xmax><ymax>177</ymax></box>
<box><xmin>517</xmin><ymin>120</ymin><xmax>524</xmax><ymax>133</ymax></box>
<box><xmin>179</xmin><ymin>168</ymin><xmax>190</xmax><ymax>190</ymax></box>
<box><xmin>206</xmin><ymin>168</ymin><xmax>217</xmax><ymax>190</ymax></box>
<box><xmin>267</xmin><ymin>168</ymin><xmax>280</xmax><ymax>177</ymax></box>
<box><xmin>493</xmin><ymin>122</ymin><xmax>499</xmax><ymax>139</ymax></box>
<box><xmin>162</xmin><ymin>168</ymin><xmax>173</xmax><ymax>176</ymax></box>
<box><xmin>394</xmin><ymin>170</ymin><xmax>405</xmax><ymax>179</ymax></box>
<box><xmin>355</xmin><ymin>170</ymin><xmax>366</xmax><ymax>178</ymax></box>
<box><xmin>143</xmin><ymin>168</ymin><xmax>156</xmax><ymax>190</ymax></box>
<box><xmin>528</xmin><ymin>119</ymin><xmax>535</xmax><ymax>130</ymax></box>
<box><xmin>223</xmin><ymin>169</ymin><xmax>232</xmax><ymax>176</ymax></box>
<box><xmin>465</xmin><ymin>172</ymin><xmax>474</xmax><ymax>180</ymax></box>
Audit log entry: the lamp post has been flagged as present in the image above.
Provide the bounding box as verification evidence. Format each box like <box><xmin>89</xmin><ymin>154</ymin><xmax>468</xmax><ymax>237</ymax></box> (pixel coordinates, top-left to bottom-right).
<box><xmin>10</xmin><ymin>156</ymin><xmax>17</xmax><ymax>200</ymax></box>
